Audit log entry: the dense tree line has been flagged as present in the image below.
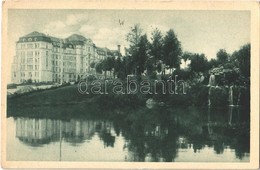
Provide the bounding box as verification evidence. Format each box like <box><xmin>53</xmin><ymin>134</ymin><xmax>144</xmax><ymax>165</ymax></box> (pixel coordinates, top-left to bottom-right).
<box><xmin>94</xmin><ymin>24</ymin><xmax>250</xmax><ymax>86</ymax></box>
<box><xmin>95</xmin><ymin>24</ymin><xmax>182</xmax><ymax>80</ymax></box>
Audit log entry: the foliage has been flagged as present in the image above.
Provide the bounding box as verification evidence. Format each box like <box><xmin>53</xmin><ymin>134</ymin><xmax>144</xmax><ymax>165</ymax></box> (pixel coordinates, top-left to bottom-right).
<box><xmin>189</xmin><ymin>53</ymin><xmax>208</xmax><ymax>73</ymax></box>
<box><xmin>216</xmin><ymin>49</ymin><xmax>229</xmax><ymax>64</ymax></box>
<box><xmin>210</xmin><ymin>65</ymin><xmax>239</xmax><ymax>85</ymax></box>
<box><xmin>95</xmin><ymin>62</ymin><xmax>103</xmax><ymax>74</ymax></box>
<box><xmin>189</xmin><ymin>84</ymin><xmax>209</xmax><ymax>107</ymax></box>
<box><xmin>114</xmin><ymin>57</ymin><xmax>124</xmax><ymax>79</ymax></box>
<box><xmin>150</xmin><ymin>28</ymin><xmax>163</xmax><ymax>62</ymax></box>
<box><xmin>207</xmin><ymin>58</ymin><xmax>219</xmax><ymax>70</ymax></box>
<box><xmin>182</xmin><ymin>52</ymin><xmax>191</xmax><ymax>68</ymax></box>
<box><xmin>172</xmin><ymin>69</ymin><xmax>191</xmax><ymax>81</ymax></box>
<box><xmin>99</xmin><ymin>57</ymin><xmax>116</xmax><ymax>78</ymax></box>
<box><xmin>208</xmin><ymin>86</ymin><xmax>229</xmax><ymax>107</ymax></box>
<box><xmin>126</xmin><ymin>24</ymin><xmax>143</xmax><ymax>74</ymax></box>
<box><xmin>231</xmin><ymin>44</ymin><xmax>250</xmax><ymax>77</ymax></box>
<box><xmin>145</xmin><ymin>57</ymin><xmax>156</xmax><ymax>76</ymax></box>
<box><xmin>90</xmin><ymin>62</ymin><xmax>96</xmax><ymax>68</ymax></box>
<box><xmin>7</xmin><ymin>83</ymin><xmax>17</xmax><ymax>89</ymax></box>
<box><xmin>86</xmin><ymin>75</ymin><xmax>97</xmax><ymax>82</ymax></box>
<box><xmin>149</xmin><ymin>71</ymin><xmax>157</xmax><ymax>79</ymax></box>
<box><xmin>135</xmin><ymin>34</ymin><xmax>149</xmax><ymax>76</ymax></box>
<box><xmin>163</xmin><ymin>29</ymin><xmax>182</xmax><ymax>69</ymax></box>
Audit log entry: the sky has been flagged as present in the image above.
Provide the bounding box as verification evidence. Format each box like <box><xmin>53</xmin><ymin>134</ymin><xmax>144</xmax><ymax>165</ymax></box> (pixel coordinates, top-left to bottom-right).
<box><xmin>7</xmin><ymin>9</ymin><xmax>250</xmax><ymax>82</ymax></box>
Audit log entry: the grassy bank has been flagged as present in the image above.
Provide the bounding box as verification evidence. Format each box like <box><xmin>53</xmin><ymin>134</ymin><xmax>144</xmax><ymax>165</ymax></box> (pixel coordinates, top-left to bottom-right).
<box><xmin>7</xmin><ymin>81</ymin><xmax>250</xmax><ymax>118</ymax></box>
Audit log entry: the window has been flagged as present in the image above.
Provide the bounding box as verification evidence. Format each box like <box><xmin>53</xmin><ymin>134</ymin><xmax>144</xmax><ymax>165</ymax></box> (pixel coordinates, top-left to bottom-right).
<box><xmin>27</xmin><ymin>51</ymin><xmax>33</xmax><ymax>57</ymax></box>
<box><xmin>21</xmin><ymin>65</ymin><xmax>25</xmax><ymax>70</ymax></box>
<box><xmin>21</xmin><ymin>51</ymin><xmax>25</xmax><ymax>57</ymax></box>
<box><xmin>46</xmin><ymin>56</ymin><xmax>48</xmax><ymax>68</ymax></box>
<box><xmin>27</xmin><ymin>65</ymin><xmax>33</xmax><ymax>70</ymax></box>
<box><xmin>27</xmin><ymin>58</ymin><xmax>33</xmax><ymax>64</ymax></box>
<box><xmin>21</xmin><ymin>56</ymin><xmax>25</xmax><ymax>64</ymax></box>
<box><xmin>27</xmin><ymin>43</ymin><xmax>33</xmax><ymax>49</ymax></box>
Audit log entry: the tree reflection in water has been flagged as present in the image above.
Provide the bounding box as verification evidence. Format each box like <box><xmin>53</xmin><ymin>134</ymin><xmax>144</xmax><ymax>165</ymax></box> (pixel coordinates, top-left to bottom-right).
<box><xmin>12</xmin><ymin>105</ymin><xmax>249</xmax><ymax>162</ymax></box>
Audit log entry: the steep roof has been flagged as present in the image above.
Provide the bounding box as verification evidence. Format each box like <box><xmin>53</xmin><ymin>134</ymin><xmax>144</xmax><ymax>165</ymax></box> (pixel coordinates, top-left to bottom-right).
<box><xmin>66</xmin><ymin>34</ymin><xmax>87</xmax><ymax>42</ymax></box>
<box><xmin>23</xmin><ymin>31</ymin><xmax>47</xmax><ymax>38</ymax></box>
<box><xmin>47</xmin><ymin>36</ymin><xmax>63</xmax><ymax>42</ymax></box>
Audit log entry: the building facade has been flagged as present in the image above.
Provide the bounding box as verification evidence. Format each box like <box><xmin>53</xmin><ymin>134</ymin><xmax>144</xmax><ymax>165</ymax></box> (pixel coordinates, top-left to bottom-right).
<box><xmin>11</xmin><ymin>31</ymin><xmax>120</xmax><ymax>84</ymax></box>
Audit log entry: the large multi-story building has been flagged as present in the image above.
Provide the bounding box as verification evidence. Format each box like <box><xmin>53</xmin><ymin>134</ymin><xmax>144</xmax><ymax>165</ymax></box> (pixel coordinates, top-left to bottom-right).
<box><xmin>11</xmin><ymin>31</ymin><xmax>121</xmax><ymax>84</ymax></box>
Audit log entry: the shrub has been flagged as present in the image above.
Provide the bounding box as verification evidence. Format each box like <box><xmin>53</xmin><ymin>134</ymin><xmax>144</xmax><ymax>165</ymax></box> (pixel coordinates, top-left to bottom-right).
<box><xmin>7</xmin><ymin>84</ymin><xmax>17</xmax><ymax>89</ymax></box>
<box><xmin>190</xmin><ymin>84</ymin><xmax>209</xmax><ymax>107</ymax></box>
<box><xmin>209</xmin><ymin>86</ymin><xmax>228</xmax><ymax>107</ymax></box>
<box><xmin>150</xmin><ymin>71</ymin><xmax>157</xmax><ymax>79</ymax></box>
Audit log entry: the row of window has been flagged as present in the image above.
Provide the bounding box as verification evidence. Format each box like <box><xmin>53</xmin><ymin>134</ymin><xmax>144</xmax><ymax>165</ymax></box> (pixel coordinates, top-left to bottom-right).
<box><xmin>18</xmin><ymin>50</ymin><xmax>102</xmax><ymax>60</ymax></box>
<box><xmin>20</xmin><ymin>65</ymin><xmax>39</xmax><ymax>71</ymax></box>
<box><xmin>18</xmin><ymin>43</ymin><xmax>96</xmax><ymax>53</ymax></box>
<box><xmin>19</xmin><ymin>72</ymin><xmax>39</xmax><ymax>77</ymax></box>
<box><xmin>53</xmin><ymin>74</ymin><xmax>76</xmax><ymax>78</ymax></box>
<box><xmin>19</xmin><ymin>51</ymin><xmax>40</xmax><ymax>58</ymax></box>
<box><xmin>18</xmin><ymin>43</ymin><xmax>40</xmax><ymax>49</ymax></box>
<box><xmin>52</xmin><ymin>67</ymin><xmax>76</xmax><ymax>73</ymax></box>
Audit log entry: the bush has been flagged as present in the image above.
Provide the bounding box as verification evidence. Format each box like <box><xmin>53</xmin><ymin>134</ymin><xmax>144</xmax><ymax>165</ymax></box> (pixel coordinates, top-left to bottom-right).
<box><xmin>190</xmin><ymin>84</ymin><xmax>209</xmax><ymax>106</ymax></box>
<box><xmin>7</xmin><ymin>84</ymin><xmax>17</xmax><ymax>89</ymax></box>
<box><xmin>209</xmin><ymin>86</ymin><xmax>228</xmax><ymax>107</ymax></box>
<box><xmin>87</xmin><ymin>75</ymin><xmax>97</xmax><ymax>82</ymax></box>
<box><xmin>149</xmin><ymin>71</ymin><xmax>157</xmax><ymax>79</ymax></box>
<box><xmin>172</xmin><ymin>69</ymin><xmax>191</xmax><ymax>81</ymax></box>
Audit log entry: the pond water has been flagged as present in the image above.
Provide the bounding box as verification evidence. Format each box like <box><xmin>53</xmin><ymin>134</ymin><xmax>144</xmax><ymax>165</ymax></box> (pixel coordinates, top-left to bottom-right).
<box><xmin>7</xmin><ymin>105</ymin><xmax>250</xmax><ymax>162</ymax></box>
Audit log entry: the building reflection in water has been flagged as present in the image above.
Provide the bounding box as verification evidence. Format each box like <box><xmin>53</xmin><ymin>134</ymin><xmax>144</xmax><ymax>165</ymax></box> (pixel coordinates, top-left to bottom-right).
<box><xmin>15</xmin><ymin>118</ymin><xmax>115</xmax><ymax>147</ymax></box>
<box><xmin>13</xmin><ymin>106</ymin><xmax>249</xmax><ymax>162</ymax></box>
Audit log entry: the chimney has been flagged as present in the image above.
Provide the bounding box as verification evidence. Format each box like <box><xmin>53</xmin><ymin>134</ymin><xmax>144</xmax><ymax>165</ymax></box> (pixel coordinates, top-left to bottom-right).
<box><xmin>117</xmin><ymin>45</ymin><xmax>121</xmax><ymax>54</ymax></box>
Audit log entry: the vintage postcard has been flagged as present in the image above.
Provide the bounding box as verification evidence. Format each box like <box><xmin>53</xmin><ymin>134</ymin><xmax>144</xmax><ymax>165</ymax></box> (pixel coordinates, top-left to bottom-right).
<box><xmin>1</xmin><ymin>0</ymin><xmax>259</xmax><ymax>169</ymax></box>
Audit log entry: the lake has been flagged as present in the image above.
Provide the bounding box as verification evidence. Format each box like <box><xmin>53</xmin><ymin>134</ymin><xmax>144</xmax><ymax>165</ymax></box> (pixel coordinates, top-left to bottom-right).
<box><xmin>6</xmin><ymin>105</ymin><xmax>250</xmax><ymax>162</ymax></box>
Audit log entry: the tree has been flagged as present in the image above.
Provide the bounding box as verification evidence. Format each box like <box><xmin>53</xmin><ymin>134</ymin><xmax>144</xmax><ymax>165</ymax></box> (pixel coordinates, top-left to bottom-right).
<box><xmin>207</xmin><ymin>58</ymin><xmax>219</xmax><ymax>70</ymax></box>
<box><xmin>122</xmin><ymin>56</ymin><xmax>133</xmax><ymax>77</ymax></box>
<box><xmin>150</xmin><ymin>28</ymin><xmax>163</xmax><ymax>62</ymax></box>
<box><xmin>136</xmin><ymin>34</ymin><xmax>149</xmax><ymax>76</ymax></box>
<box><xmin>182</xmin><ymin>52</ymin><xmax>192</xmax><ymax>68</ymax></box>
<box><xmin>126</xmin><ymin>24</ymin><xmax>143</xmax><ymax>55</ymax></box>
<box><xmin>145</xmin><ymin>57</ymin><xmax>155</xmax><ymax>76</ymax></box>
<box><xmin>101</xmin><ymin>57</ymin><xmax>115</xmax><ymax>79</ymax></box>
<box><xmin>90</xmin><ymin>62</ymin><xmax>95</xmax><ymax>69</ymax></box>
<box><xmin>189</xmin><ymin>53</ymin><xmax>208</xmax><ymax>73</ymax></box>
<box><xmin>95</xmin><ymin>62</ymin><xmax>103</xmax><ymax>74</ymax></box>
<box><xmin>114</xmin><ymin>57</ymin><xmax>122</xmax><ymax>79</ymax></box>
<box><xmin>216</xmin><ymin>49</ymin><xmax>229</xmax><ymax>64</ymax></box>
<box><xmin>163</xmin><ymin>29</ymin><xmax>182</xmax><ymax>72</ymax></box>
<box><xmin>126</xmin><ymin>24</ymin><xmax>143</xmax><ymax>74</ymax></box>
<box><xmin>231</xmin><ymin>44</ymin><xmax>250</xmax><ymax>77</ymax></box>
<box><xmin>101</xmin><ymin>59</ymin><xmax>109</xmax><ymax>79</ymax></box>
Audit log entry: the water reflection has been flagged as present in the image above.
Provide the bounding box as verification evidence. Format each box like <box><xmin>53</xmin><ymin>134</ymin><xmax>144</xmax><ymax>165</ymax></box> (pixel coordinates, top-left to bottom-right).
<box><xmin>8</xmin><ymin>106</ymin><xmax>250</xmax><ymax>162</ymax></box>
<box><xmin>16</xmin><ymin>118</ymin><xmax>115</xmax><ymax>147</ymax></box>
